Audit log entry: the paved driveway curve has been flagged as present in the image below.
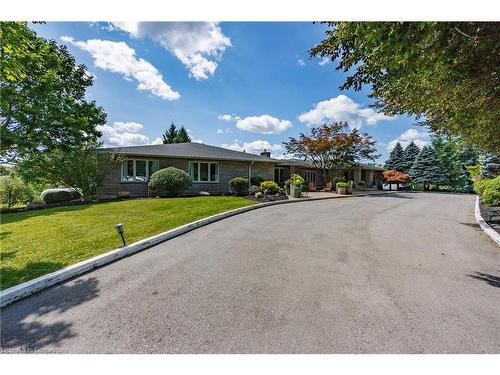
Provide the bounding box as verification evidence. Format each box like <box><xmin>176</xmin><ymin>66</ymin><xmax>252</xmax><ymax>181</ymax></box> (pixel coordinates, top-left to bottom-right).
<box><xmin>1</xmin><ymin>192</ymin><xmax>499</xmax><ymax>353</ymax></box>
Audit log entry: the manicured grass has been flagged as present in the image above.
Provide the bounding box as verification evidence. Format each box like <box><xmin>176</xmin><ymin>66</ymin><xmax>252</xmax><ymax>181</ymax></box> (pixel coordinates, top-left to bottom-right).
<box><xmin>0</xmin><ymin>196</ymin><xmax>256</xmax><ymax>290</ymax></box>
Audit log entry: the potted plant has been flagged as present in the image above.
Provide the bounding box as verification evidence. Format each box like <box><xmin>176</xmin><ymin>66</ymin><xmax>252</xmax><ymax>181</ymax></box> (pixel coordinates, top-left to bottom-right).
<box><xmin>289</xmin><ymin>174</ymin><xmax>305</xmax><ymax>198</ymax></box>
<box><xmin>336</xmin><ymin>181</ymin><xmax>348</xmax><ymax>195</ymax></box>
<box><xmin>356</xmin><ymin>180</ymin><xmax>366</xmax><ymax>191</ymax></box>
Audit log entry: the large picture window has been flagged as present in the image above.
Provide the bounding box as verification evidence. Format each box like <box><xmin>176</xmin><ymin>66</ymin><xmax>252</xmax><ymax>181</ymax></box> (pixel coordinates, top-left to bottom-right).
<box><xmin>121</xmin><ymin>159</ymin><xmax>159</xmax><ymax>182</ymax></box>
<box><xmin>189</xmin><ymin>161</ymin><xmax>219</xmax><ymax>182</ymax></box>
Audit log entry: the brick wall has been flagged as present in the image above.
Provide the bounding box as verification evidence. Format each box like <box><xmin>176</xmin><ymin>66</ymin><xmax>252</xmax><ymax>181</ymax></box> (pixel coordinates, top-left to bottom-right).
<box><xmin>97</xmin><ymin>157</ymin><xmax>274</xmax><ymax>198</ymax></box>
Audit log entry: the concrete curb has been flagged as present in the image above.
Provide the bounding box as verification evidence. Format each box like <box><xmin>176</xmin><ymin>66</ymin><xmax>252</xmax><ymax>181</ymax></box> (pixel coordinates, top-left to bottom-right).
<box><xmin>2</xmin><ymin>192</ymin><xmax>389</xmax><ymax>308</ymax></box>
<box><xmin>474</xmin><ymin>196</ymin><xmax>500</xmax><ymax>247</ymax></box>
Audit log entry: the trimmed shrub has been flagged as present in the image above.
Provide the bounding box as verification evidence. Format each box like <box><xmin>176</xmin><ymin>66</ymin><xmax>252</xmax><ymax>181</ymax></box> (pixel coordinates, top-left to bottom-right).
<box><xmin>0</xmin><ymin>174</ymin><xmax>35</xmax><ymax>207</ymax></box>
<box><xmin>260</xmin><ymin>180</ymin><xmax>280</xmax><ymax>194</ymax></box>
<box><xmin>229</xmin><ymin>176</ymin><xmax>249</xmax><ymax>196</ymax></box>
<box><xmin>474</xmin><ymin>176</ymin><xmax>500</xmax><ymax>195</ymax></box>
<box><xmin>148</xmin><ymin>167</ymin><xmax>192</xmax><ymax>197</ymax></box>
<box><xmin>250</xmin><ymin>176</ymin><xmax>264</xmax><ymax>186</ymax></box>
<box><xmin>41</xmin><ymin>188</ymin><xmax>82</xmax><ymax>203</ymax></box>
<box><xmin>474</xmin><ymin>176</ymin><xmax>500</xmax><ymax>206</ymax></box>
<box><xmin>357</xmin><ymin>180</ymin><xmax>367</xmax><ymax>186</ymax></box>
<box><xmin>482</xmin><ymin>188</ymin><xmax>500</xmax><ymax>206</ymax></box>
<box><xmin>336</xmin><ymin>182</ymin><xmax>349</xmax><ymax>188</ymax></box>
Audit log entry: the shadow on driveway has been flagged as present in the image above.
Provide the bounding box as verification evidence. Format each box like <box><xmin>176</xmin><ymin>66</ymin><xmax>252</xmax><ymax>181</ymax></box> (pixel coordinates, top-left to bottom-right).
<box><xmin>468</xmin><ymin>272</ymin><xmax>500</xmax><ymax>288</ymax></box>
<box><xmin>1</xmin><ymin>277</ymin><xmax>100</xmax><ymax>352</ymax></box>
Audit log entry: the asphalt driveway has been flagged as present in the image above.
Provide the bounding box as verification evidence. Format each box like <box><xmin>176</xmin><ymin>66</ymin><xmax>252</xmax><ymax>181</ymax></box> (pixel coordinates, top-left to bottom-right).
<box><xmin>1</xmin><ymin>192</ymin><xmax>499</xmax><ymax>353</ymax></box>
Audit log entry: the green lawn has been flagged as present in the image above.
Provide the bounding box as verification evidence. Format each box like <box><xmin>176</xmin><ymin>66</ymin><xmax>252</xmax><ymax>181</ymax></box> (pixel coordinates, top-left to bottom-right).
<box><xmin>0</xmin><ymin>196</ymin><xmax>256</xmax><ymax>290</ymax></box>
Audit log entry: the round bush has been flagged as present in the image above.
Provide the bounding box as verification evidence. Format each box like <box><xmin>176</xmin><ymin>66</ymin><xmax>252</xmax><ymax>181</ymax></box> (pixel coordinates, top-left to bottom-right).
<box><xmin>260</xmin><ymin>180</ymin><xmax>280</xmax><ymax>194</ymax></box>
<box><xmin>148</xmin><ymin>167</ymin><xmax>192</xmax><ymax>197</ymax></box>
<box><xmin>41</xmin><ymin>188</ymin><xmax>81</xmax><ymax>203</ymax></box>
<box><xmin>336</xmin><ymin>182</ymin><xmax>349</xmax><ymax>188</ymax></box>
<box><xmin>229</xmin><ymin>176</ymin><xmax>249</xmax><ymax>196</ymax></box>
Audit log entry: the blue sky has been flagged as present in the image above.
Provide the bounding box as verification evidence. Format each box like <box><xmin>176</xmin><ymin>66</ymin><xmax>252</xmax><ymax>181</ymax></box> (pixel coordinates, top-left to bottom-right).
<box><xmin>29</xmin><ymin>22</ymin><xmax>431</xmax><ymax>162</ymax></box>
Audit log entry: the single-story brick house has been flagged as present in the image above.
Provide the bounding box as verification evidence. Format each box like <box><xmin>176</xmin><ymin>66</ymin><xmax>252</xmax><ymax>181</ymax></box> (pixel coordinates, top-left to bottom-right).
<box><xmin>98</xmin><ymin>142</ymin><xmax>384</xmax><ymax>198</ymax></box>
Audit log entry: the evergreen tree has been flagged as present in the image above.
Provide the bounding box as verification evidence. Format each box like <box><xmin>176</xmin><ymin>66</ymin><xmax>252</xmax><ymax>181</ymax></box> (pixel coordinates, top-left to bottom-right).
<box><xmin>409</xmin><ymin>146</ymin><xmax>449</xmax><ymax>190</ymax></box>
<box><xmin>162</xmin><ymin>123</ymin><xmax>178</xmax><ymax>144</ymax></box>
<box><xmin>480</xmin><ymin>155</ymin><xmax>500</xmax><ymax>179</ymax></box>
<box><xmin>384</xmin><ymin>142</ymin><xmax>404</xmax><ymax>171</ymax></box>
<box><xmin>174</xmin><ymin>126</ymin><xmax>192</xmax><ymax>143</ymax></box>
<box><xmin>401</xmin><ymin>141</ymin><xmax>420</xmax><ymax>174</ymax></box>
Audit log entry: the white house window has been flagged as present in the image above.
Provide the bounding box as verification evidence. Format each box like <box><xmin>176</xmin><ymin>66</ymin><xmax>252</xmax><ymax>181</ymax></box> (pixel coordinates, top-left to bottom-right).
<box><xmin>304</xmin><ymin>170</ymin><xmax>316</xmax><ymax>183</ymax></box>
<box><xmin>189</xmin><ymin>161</ymin><xmax>219</xmax><ymax>182</ymax></box>
<box><xmin>121</xmin><ymin>159</ymin><xmax>159</xmax><ymax>182</ymax></box>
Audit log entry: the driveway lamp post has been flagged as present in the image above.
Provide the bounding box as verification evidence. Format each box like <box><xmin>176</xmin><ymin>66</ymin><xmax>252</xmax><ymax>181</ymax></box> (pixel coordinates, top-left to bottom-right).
<box><xmin>115</xmin><ymin>223</ymin><xmax>126</xmax><ymax>247</ymax></box>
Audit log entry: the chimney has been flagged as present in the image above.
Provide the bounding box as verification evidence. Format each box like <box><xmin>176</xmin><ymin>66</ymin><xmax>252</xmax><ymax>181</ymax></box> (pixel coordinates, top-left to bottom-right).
<box><xmin>260</xmin><ymin>149</ymin><xmax>271</xmax><ymax>158</ymax></box>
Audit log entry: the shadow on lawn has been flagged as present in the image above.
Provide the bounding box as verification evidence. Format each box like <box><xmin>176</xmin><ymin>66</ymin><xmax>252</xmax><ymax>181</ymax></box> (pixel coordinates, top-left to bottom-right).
<box><xmin>0</xmin><ymin>276</ymin><xmax>100</xmax><ymax>352</ymax></box>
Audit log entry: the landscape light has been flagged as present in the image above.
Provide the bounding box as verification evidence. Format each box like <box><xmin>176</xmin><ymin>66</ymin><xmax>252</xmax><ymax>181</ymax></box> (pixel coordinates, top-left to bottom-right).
<box><xmin>114</xmin><ymin>223</ymin><xmax>126</xmax><ymax>247</ymax></box>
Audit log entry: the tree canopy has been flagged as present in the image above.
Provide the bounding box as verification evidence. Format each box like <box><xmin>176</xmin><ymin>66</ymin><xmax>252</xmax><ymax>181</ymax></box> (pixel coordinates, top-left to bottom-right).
<box><xmin>162</xmin><ymin>123</ymin><xmax>192</xmax><ymax>144</ymax></box>
<box><xmin>0</xmin><ymin>22</ymin><xmax>106</xmax><ymax>162</ymax></box>
<box><xmin>384</xmin><ymin>142</ymin><xmax>404</xmax><ymax>171</ymax></box>
<box><xmin>310</xmin><ymin>22</ymin><xmax>500</xmax><ymax>152</ymax></box>
<box><xmin>283</xmin><ymin>122</ymin><xmax>378</xmax><ymax>183</ymax></box>
<box><xmin>17</xmin><ymin>141</ymin><xmax>122</xmax><ymax>197</ymax></box>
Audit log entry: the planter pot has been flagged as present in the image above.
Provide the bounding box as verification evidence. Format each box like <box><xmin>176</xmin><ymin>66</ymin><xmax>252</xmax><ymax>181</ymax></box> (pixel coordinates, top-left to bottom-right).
<box><xmin>290</xmin><ymin>185</ymin><xmax>302</xmax><ymax>198</ymax></box>
<box><xmin>337</xmin><ymin>186</ymin><xmax>347</xmax><ymax>195</ymax></box>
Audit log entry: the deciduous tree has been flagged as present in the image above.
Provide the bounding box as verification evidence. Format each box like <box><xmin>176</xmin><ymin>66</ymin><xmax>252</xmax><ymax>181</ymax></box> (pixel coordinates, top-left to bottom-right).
<box><xmin>0</xmin><ymin>22</ymin><xmax>106</xmax><ymax>162</ymax></box>
<box><xmin>17</xmin><ymin>141</ymin><xmax>122</xmax><ymax>197</ymax></box>
<box><xmin>310</xmin><ymin>22</ymin><xmax>500</xmax><ymax>152</ymax></box>
<box><xmin>283</xmin><ymin>122</ymin><xmax>379</xmax><ymax>184</ymax></box>
<box><xmin>382</xmin><ymin>170</ymin><xmax>411</xmax><ymax>191</ymax></box>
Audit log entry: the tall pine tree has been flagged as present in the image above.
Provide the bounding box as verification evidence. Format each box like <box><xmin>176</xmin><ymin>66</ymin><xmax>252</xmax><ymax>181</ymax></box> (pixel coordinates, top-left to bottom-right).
<box><xmin>162</xmin><ymin>123</ymin><xmax>178</xmax><ymax>144</ymax></box>
<box><xmin>384</xmin><ymin>142</ymin><xmax>404</xmax><ymax>171</ymax></box>
<box><xmin>174</xmin><ymin>126</ymin><xmax>192</xmax><ymax>143</ymax></box>
<box><xmin>401</xmin><ymin>141</ymin><xmax>420</xmax><ymax>174</ymax></box>
<box><xmin>480</xmin><ymin>155</ymin><xmax>500</xmax><ymax>178</ymax></box>
<box><xmin>409</xmin><ymin>146</ymin><xmax>449</xmax><ymax>191</ymax></box>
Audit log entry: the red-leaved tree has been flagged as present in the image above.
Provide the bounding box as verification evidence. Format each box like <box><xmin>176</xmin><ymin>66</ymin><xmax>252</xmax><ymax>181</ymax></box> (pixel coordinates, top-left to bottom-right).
<box><xmin>383</xmin><ymin>170</ymin><xmax>411</xmax><ymax>190</ymax></box>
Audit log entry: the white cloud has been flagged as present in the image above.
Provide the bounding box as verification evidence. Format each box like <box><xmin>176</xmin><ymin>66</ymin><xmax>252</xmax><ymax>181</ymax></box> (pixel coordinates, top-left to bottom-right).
<box><xmin>297</xmin><ymin>59</ymin><xmax>306</xmax><ymax>66</ymax></box>
<box><xmin>236</xmin><ymin>115</ymin><xmax>292</xmax><ymax>135</ymax></box>
<box><xmin>216</xmin><ymin>129</ymin><xmax>224</xmax><ymax>134</ymax></box>
<box><xmin>112</xmin><ymin>121</ymin><xmax>144</xmax><ymax>132</ymax></box>
<box><xmin>97</xmin><ymin>122</ymin><xmax>151</xmax><ymax>147</ymax></box>
<box><xmin>186</xmin><ymin>129</ymin><xmax>203</xmax><ymax>144</ymax></box>
<box><xmin>387</xmin><ymin>129</ymin><xmax>429</xmax><ymax>151</ymax></box>
<box><xmin>218</xmin><ymin>114</ymin><xmax>240</xmax><ymax>122</ymax></box>
<box><xmin>61</xmin><ymin>36</ymin><xmax>180</xmax><ymax>101</ymax></box>
<box><xmin>298</xmin><ymin>95</ymin><xmax>393</xmax><ymax>129</ymax></box>
<box><xmin>318</xmin><ymin>56</ymin><xmax>331</xmax><ymax>66</ymax></box>
<box><xmin>152</xmin><ymin>137</ymin><xmax>163</xmax><ymax>145</ymax></box>
<box><xmin>221</xmin><ymin>140</ymin><xmax>285</xmax><ymax>157</ymax></box>
<box><xmin>112</xmin><ymin>22</ymin><xmax>231</xmax><ymax>80</ymax></box>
